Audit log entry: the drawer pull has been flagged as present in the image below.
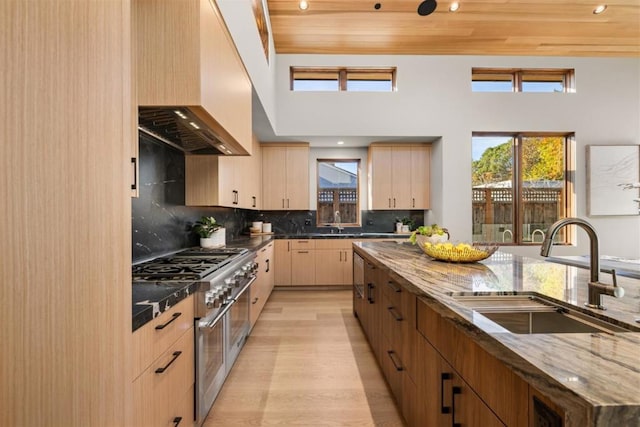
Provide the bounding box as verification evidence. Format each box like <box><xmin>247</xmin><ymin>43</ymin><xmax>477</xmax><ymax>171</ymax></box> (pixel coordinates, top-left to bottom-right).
<box><xmin>173</xmin><ymin>417</ymin><xmax>183</xmax><ymax>426</ymax></box>
<box><xmin>265</xmin><ymin>259</ymin><xmax>270</xmax><ymax>273</ymax></box>
<box><xmin>252</xmin><ymin>297</ymin><xmax>259</xmax><ymax>304</ymax></box>
<box><xmin>297</xmin><ymin>250</ymin><xmax>309</xmax><ymax>254</ymax></box>
<box><xmin>387</xmin><ymin>281</ymin><xmax>401</xmax><ymax>293</ymax></box>
<box><xmin>155</xmin><ymin>351</ymin><xmax>182</xmax><ymax>374</ymax></box>
<box><xmin>387</xmin><ymin>350</ymin><xmax>403</xmax><ymax>372</ymax></box>
<box><xmin>387</xmin><ymin>306</ymin><xmax>403</xmax><ymax>322</ymax></box>
<box><xmin>367</xmin><ymin>283</ymin><xmax>375</xmax><ymax>304</ymax></box>
<box><xmin>441</xmin><ymin>372</ymin><xmax>453</xmax><ymax>414</ymax></box>
<box><xmin>452</xmin><ymin>386</ymin><xmax>462</xmax><ymax>427</ymax></box>
<box><xmin>155</xmin><ymin>312</ymin><xmax>181</xmax><ymax>330</ymax></box>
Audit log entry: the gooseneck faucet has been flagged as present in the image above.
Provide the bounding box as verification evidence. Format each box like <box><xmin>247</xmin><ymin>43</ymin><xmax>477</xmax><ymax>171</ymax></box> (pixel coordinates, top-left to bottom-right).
<box><xmin>540</xmin><ymin>218</ymin><xmax>624</xmax><ymax>310</ymax></box>
<box><xmin>335</xmin><ymin>211</ymin><xmax>343</xmax><ymax>234</ymax></box>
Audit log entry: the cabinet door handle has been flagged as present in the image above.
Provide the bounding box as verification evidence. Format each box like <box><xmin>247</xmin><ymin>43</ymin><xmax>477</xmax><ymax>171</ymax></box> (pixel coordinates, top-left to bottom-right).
<box><xmin>441</xmin><ymin>373</ymin><xmax>453</xmax><ymax>414</ymax></box>
<box><xmin>155</xmin><ymin>312</ymin><xmax>181</xmax><ymax>330</ymax></box>
<box><xmin>451</xmin><ymin>386</ymin><xmax>462</xmax><ymax>427</ymax></box>
<box><xmin>388</xmin><ymin>198</ymin><xmax>391</xmax><ymax>208</ymax></box>
<box><xmin>252</xmin><ymin>297</ymin><xmax>259</xmax><ymax>304</ymax></box>
<box><xmin>367</xmin><ymin>283</ymin><xmax>375</xmax><ymax>304</ymax></box>
<box><xmin>282</xmin><ymin>198</ymin><xmax>285</xmax><ymax>208</ymax></box>
<box><xmin>412</xmin><ymin>198</ymin><xmax>415</xmax><ymax>208</ymax></box>
<box><xmin>287</xmin><ymin>241</ymin><xmax>291</xmax><ymax>252</ymax></box>
<box><xmin>387</xmin><ymin>306</ymin><xmax>403</xmax><ymax>321</ymax></box>
<box><xmin>339</xmin><ymin>251</ymin><xmax>343</xmax><ymax>262</ymax></box>
<box><xmin>265</xmin><ymin>259</ymin><xmax>270</xmax><ymax>273</ymax></box>
<box><xmin>393</xmin><ymin>198</ymin><xmax>396</xmax><ymax>208</ymax></box>
<box><xmin>131</xmin><ymin>157</ymin><xmax>137</xmax><ymax>190</ymax></box>
<box><xmin>386</xmin><ymin>350</ymin><xmax>404</xmax><ymax>372</ymax></box>
<box><xmin>155</xmin><ymin>351</ymin><xmax>182</xmax><ymax>374</ymax></box>
<box><xmin>252</xmin><ymin>196</ymin><xmax>256</xmax><ymax>208</ymax></box>
<box><xmin>386</xmin><ymin>281</ymin><xmax>401</xmax><ymax>293</ymax></box>
<box><xmin>173</xmin><ymin>417</ymin><xmax>183</xmax><ymax>426</ymax></box>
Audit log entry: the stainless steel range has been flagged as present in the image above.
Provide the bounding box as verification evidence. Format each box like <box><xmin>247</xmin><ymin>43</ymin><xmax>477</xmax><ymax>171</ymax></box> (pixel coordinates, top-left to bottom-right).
<box><xmin>132</xmin><ymin>247</ymin><xmax>257</xmax><ymax>426</ymax></box>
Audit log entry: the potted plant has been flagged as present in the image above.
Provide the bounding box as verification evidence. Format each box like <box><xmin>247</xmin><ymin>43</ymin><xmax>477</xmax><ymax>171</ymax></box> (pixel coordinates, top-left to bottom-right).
<box><xmin>409</xmin><ymin>223</ymin><xmax>449</xmax><ymax>246</ymax></box>
<box><xmin>193</xmin><ymin>216</ymin><xmax>225</xmax><ymax>248</ymax></box>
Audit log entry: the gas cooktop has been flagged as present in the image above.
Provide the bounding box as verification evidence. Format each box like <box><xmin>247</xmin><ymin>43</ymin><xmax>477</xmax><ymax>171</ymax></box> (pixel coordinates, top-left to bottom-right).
<box><xmin>132</xmin><ymin>247</ymin><xmax>249</xmax><ymax>281</ymax></box>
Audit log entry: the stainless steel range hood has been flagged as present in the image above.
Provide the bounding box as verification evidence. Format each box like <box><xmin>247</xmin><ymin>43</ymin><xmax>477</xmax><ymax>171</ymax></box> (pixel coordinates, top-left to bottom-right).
<box><xmin>138</xmin><ymin>107</ymin><xmax>244</xmax><ymax>155</ymax></box>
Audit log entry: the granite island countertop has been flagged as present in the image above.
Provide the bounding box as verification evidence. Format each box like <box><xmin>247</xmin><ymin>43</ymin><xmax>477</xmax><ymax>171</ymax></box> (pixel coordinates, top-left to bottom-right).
<box><xmin>354</xmin><ymin>241</ymin><xmax>640</xmax><ymax>426</ymax></box>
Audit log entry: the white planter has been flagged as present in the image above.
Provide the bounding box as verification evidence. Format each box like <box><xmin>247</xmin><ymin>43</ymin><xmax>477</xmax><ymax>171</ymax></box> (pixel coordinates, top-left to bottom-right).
<box><xmin>200</xmin><ymin>228</ymin><xmax>225</xmax><ymax>248</ymax></box>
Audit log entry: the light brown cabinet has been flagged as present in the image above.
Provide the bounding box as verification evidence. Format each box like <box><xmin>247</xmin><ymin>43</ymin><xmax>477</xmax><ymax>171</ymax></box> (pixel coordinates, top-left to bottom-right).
<box><xmin>416</xmin><ymin>297</ymin><xmax>529</xmax><ymax>427</ymax></box>
<box><xmin>185</xmin><ymin>135</ymin><xmax>261</xmax><ymax>209</ymax></box>
<box><xmin>135</xmin><ymin>0</ymin><xmax>252</xmax><ymax>154</ymax></box>
<box><xmin>291</xmin><ymin>245</ymin><xmax>316</xmax><ymax>286</ymax></box>
<box><xmin>315</xmin><ymin>239</ymin><xmax>353</xmax><ymax>285</ymax></box>
<box><xmin>132</xmin><ymin>296</ymin><xmax>195</xmax><ymax>427</ymax></box>
<box><xmin>274</xmin><ymin>240</ymin><xmax>293</xmax><ymax>286</ymax></box>
<box><xmin>250</xmin><ymin>242</ymin><xmax>275</xmax><ymax>330</ymax></box>
<box><xmin>261</xmin><ymin>144</ymin><xmax>310</xmax><ymax>210</ymax></box>
<box><xmin>368</xmin><ymin>144</ymin><xmax>431</xmax><ymax>210</ymax></box>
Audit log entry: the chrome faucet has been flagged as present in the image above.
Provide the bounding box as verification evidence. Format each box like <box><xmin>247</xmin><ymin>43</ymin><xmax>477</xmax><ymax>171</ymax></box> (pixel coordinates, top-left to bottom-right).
<box><xmin>335</xmin><ymin>211</ymin><xmax>343</xmax><ymax>233</ymax></box>
<box><xmin>540</xmin><ymin>218</ymin><xmax>624</xmax><ymax>310</ymax></box>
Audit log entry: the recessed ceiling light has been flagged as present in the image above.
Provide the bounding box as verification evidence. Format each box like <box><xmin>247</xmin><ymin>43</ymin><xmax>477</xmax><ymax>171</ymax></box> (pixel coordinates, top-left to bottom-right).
<box><xmin>449</xmin><ymin>2</ymin><xmax>459</xmax><ymax>12</ymax></box>
<box><xmin>593</xmin><ymin>4</ymin><xmax>607</xmax><ymax>14</ymax></box>
<box><xmin>337</xmin><ymin>141</ymin><xmax>345</xmax><ymax>145</ymax></box>
<box><xmin>299</xmin><ymin>1</ymin><xmax>309</xmax><ymax>10</ymax></box>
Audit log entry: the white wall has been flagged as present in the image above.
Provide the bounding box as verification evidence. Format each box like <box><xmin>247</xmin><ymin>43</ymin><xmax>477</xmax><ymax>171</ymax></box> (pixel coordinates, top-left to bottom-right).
<box><xmin>216</xmin><ymin>6</ymin><xmax>640</xmax><ymax>258</ymax></box>
<box><xmin>273</xmin><ymin>55</ymin><xmax>640</xmax><ymax>258</ymax></box>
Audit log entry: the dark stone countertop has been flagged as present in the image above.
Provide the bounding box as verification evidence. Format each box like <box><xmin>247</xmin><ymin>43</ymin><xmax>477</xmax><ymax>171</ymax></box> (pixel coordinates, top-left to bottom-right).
<box><xmin>132</xmin><ymin>281</ymin><xmax>199</xmax><ymax>332</ymax></box>
<box><xmin>354</xmin><ymin>241</ymin><xmax>640</xmax><ymax>426</ymax></box>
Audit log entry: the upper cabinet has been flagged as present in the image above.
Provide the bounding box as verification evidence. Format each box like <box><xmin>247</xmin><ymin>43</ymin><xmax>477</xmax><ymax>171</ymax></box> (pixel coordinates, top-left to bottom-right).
<box><xmin>185</xmin><ymin>136</ymin><xmax>262</xmax><ymax>210</ymax></box>
<box><xmin>134</xmin><ymin>0</ymin><xmax>252</xmax><ymax>154</ymax></box>
<box><xmin>262</xmin><ymin>144</ymin><xmax>310</xmax><ymax>210</ymax></box>
<box><xmin>368</xmin><ymin>143</ymin><xmax>431</xmax><ymax>210</ymax></box>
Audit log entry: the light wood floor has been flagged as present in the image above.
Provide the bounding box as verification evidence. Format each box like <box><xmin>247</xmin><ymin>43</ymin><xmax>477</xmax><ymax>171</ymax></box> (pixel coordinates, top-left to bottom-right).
<box><xmin>203</xmin><ymin>289</ymin><xmax>406</xmax><ymax>426</ymax></box>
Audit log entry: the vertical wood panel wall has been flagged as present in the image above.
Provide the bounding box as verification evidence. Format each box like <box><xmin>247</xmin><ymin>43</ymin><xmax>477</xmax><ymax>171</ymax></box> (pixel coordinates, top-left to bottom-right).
<box><xmin>0</xmin><ymin>1</ymin><xmax>133</xmax><ymax>425</ymax></box>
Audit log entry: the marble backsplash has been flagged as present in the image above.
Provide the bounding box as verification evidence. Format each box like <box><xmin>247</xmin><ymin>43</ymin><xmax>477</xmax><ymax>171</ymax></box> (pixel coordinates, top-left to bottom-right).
<box><xmin>132</xmin><ymin>133</ymin><xmax>426</xmax><ymax>261</ymax></box>
<box><xmin>250</xmin><ymin>210</ymin><xmax>424</xmax><ymax>235</ymax></box>
<box><xmin>132</xmin><ymin>133</ymin><xmax>250</xmax><ymax>262</ymax></box>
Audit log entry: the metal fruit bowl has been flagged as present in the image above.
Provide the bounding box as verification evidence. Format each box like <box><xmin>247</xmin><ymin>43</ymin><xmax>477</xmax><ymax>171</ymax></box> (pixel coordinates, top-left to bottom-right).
<box><xmin>420</xmin><ymin>242</ymin><xmax>498</xmax><ymax>263</ymax></box>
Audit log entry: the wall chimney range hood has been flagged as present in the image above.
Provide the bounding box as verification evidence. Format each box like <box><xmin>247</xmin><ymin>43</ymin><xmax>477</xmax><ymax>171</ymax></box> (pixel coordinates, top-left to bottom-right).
<box><xmin>138</xmin><ymin>107</ymin><xmax>240</xmax><ymax>155</ymax></box>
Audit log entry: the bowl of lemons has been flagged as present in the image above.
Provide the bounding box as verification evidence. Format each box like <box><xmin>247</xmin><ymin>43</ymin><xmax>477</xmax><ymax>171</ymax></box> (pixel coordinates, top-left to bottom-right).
<box><xmin>419</xmin><ymin>241</ymin><xmax>498</xmax><ymax>263</ymax></box>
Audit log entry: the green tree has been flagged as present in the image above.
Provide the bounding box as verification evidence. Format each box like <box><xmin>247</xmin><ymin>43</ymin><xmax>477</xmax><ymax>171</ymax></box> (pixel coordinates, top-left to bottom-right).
<box><xmin>522</xmin><ymin>137</ymin><xmax>564</xmax><ymax>181</ymax></box>
<box><xmin>472</xmin><ymin>141</ymin><xmax>512</xmax><ymax>186</ymax></box>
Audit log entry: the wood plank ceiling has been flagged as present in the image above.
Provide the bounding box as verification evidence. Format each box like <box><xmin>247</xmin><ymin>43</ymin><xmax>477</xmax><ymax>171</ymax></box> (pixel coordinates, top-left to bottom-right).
<box><xmin>265</xmin><ymin>0</ymin><xmax>640</xmax><ymax>56</ymax></box>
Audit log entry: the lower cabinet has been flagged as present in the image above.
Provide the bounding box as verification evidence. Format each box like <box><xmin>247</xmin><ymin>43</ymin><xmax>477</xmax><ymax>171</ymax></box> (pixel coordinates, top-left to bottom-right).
<box><xmin>416</xmin><ymin>337</ymin><xmax>504</xmax><ymax>427</ymax></box>
<box><xmin>250</xmin><ymin>242</ymin><xmax>275</xmax><ymax>330</ymax></box>
<box><xmin>354</xmin><ymin>251</ymin><xmax>534</xmax><ymax>427</ymax></box>
<box><xmin>132</xmin><ymin>296</ymin><xmax>195</xmax><ymax>427</ymax></box>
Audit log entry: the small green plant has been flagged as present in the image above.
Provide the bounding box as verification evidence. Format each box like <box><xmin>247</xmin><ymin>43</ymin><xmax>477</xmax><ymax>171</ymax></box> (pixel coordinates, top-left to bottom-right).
<box><xmin>409</xmin><ymin>224</ymin><xmax>448</xmax><ymax>244</ymax></box>
<box><xmin>192</xmin><ymin>216</ymin><xmax>222</xmax><ymax>238</ymax></box>
<box><xmin>396</xmin><ymin>217</ymin><xmax>415</xmax><ymax>230</ymax></box>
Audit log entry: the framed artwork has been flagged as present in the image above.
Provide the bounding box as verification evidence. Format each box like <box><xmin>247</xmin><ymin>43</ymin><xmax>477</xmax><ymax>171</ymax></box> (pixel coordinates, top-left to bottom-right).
<box><xmin>587</xmin><ymin>145</ymin><xmax>640</xmax><ymax>216</ymax></box>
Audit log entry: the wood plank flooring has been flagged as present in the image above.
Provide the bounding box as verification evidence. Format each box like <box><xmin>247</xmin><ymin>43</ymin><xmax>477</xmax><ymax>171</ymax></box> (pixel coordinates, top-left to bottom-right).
<box><xmin>203</xmin><ymin>289</ymin><xmax>406</xmax><ymax>426</ymax></box>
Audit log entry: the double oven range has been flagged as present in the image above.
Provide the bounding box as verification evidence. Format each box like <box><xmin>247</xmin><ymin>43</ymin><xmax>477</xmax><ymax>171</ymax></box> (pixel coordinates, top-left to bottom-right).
<box><xmin>133</xmin><ymin>247</ymin><xmax>257</xmax><ymax>426</ymax></box>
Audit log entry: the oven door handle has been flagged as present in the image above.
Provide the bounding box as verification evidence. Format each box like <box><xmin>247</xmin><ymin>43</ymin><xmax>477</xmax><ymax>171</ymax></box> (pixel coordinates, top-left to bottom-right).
<box><xmin>198</xmin><ymin>303</ymin><xmax>233</xmax><ymax>330</ymax></box>
<box><xmin>233</xmin><ymin>275</ymin><xmax>257</xmax><ymax>301</ymax></box>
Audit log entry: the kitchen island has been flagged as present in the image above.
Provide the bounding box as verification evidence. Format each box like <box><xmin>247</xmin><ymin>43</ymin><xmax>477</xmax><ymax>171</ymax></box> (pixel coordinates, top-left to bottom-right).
<box><xmin>354</xmin><ymin>241</ymin><xmax>640</xmax><ymax>426</ymax></box>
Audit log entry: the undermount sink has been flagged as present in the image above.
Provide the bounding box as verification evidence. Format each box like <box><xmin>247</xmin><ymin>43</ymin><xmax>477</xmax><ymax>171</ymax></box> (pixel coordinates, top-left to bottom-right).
<box><xmin>450</xmin><ymin>293</ymin><xmax>638</xmax><ymax>334</ymax></box>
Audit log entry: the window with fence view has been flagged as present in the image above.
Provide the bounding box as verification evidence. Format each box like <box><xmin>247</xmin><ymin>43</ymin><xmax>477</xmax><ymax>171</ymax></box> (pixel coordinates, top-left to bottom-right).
<box><xmin>472</xmin><ymin>134</ymin><xmax>573</xmax><ymax>245</ymax></box>
<box><xmin>317</xmin><ymin>160</ymin><xmax>360</xmax><ymax>226</ymax></box>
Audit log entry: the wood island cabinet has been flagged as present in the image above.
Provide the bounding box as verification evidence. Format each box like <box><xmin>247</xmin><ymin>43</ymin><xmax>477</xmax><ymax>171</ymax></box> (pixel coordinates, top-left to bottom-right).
<box><xmin>132</xmin><ymin>296</ymin><xmax>195</xmax><ymax>427</ymax></box>
<box><xmin>368</xmin><ymin>143</ymin><xmax>431</xmax><ymax>210</ymax></box>
<box><xmin>354</xmin><ymin>250</ymin><xmax>531</xmax><ymax>427</ymax></box>
<box><xmin>261</xmin><ymin>144</ymin><xmax>310</xmax><ymax>210</ymax></box>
